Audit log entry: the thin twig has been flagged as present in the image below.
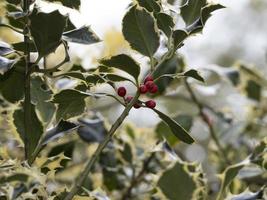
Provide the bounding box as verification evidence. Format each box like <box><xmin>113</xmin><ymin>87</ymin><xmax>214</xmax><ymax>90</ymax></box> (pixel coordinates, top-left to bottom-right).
<box><xmin>121</xmin><ymin>153</ymin><xmax>155</xmax><ymax>200</ymax></box>
<box><xmin>64</xmin><ymin>92</ymin><xmax>140</xmax><ymax>200</ymax></box>
<box><xmin>184</xmin><ymin>79</ymin><xmax>231</xmax><ymax>165</ymax></box>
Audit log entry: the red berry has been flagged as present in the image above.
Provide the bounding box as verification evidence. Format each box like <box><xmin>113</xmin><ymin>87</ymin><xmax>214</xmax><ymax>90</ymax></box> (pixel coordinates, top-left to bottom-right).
<box><xmin>149</xmin><ymin>84</ymin><xmax>158</xmax><ymax>94</ymax></box>
<box><xmin>125</xmin><ymin>96</ymin><xmax>133</xmax><ymax>103</ymax></box>
<box><xmin>133</xmin><ymin>103</ymin><xmax>141</xmax><ymax>109</ymax></box>
<box><xmin>144</xmin><ymin>75</ymin><xmax>153</xmax><ymax>83</ymax></box>
<box><xmin>145</xmin><ymin>81</ymin><xmax>155</xmax><ymax>90</ymax></box>
<box><xmin>145</xmin><ymin>100</ymin><xmax>156</xmax><ymax>109</ymax></box>
<box><xmin>139</xmin><ymin>84</ymin><xmax>148</xmax><ymax>94</ymax></box>
<box><xmin>117</xmin><ymin>87</ymin><xmax>126</xmax><ymax>97</ymax></box>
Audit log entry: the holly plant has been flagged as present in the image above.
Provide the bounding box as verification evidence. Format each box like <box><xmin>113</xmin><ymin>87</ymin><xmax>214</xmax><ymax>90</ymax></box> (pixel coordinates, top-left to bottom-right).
<box><xmin>0</xmin><ymin>0</ymin><xmax>266</xmax><ymax>200</ymax></box>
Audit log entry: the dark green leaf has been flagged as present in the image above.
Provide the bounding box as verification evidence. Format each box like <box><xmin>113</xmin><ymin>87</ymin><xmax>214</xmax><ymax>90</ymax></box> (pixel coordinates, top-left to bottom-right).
<box><xmin>13</xmin><ymin>104</ymin><xmax>44</xmax><ymax>157</ymax></box>
<box><xmin>158</xmin><ymin>162</ymin><xmax>197</xmax><ymax>200</ymax></box>
<box><xmin>63</xmin><ymin>26</ymin><xmax>101</xmax><ymax>45</ymax></box>
<box><xmin>245</xmin><ymin>80</ymin><xmax>261</xmax><ymax>101</ymax></box>
<box><xmin>156</xmin><ymin>115</ymin><xmax>193</xmax><ymax>146</ymax></box>
<box><xmin>120</xmin><ymin>142</ymin><xmax>133</xmax><ymax>163</ymax></box>
<box><xmin>184</xmin><ymin>69</ymin><xmax>205</xmax><ymax>82</ymax></box>
<box><xmin>172</xmin><ymin>30</ymin><xmax>189</xmax><ymax>50</ymax></box>
<box><xmin>153</xmin><ymin>109</ymin><xmax>194</xmax><ymax>144</ymax></box>
<box><xmin>31</xmin><ymin>76</ymin><xmax>56</xmax><ymax>124</ymax></box>
<box><xmin>6</xmin><ymin>0</ymin><xmax>21</xmax><ymax>5</ymax></box>
<box><xmin>0</xmin><ymin>60</ymin><xmax>24</xmax><ymax>103</ymax></box>
<box><xmin>5</xmin><ymin>3</ymin><xmax>25</xmax><ymax>29</ymax></box>
<box><xmin>136</xmin><ymin>0</ymin><xmax>161</xmax><ymax>13</ymax></box>
<box><xmin>0</xmin><ymin>41</ymin><xmax>14</xmax><ymax>55</ymax></box>
<box><xmin>52</xmin><ymin>89</ymin><xmax>89</xmax><ymax>121</ymax></box>
<box><xmin>65</xmin><ymin>17</ymin><xmax>76</xmax><ymax>32</ymax></box>
<box><xmin>155</xmin><ymin>12</ymin><xmax>174</xmax><ymax>37</ymax></box>
<box><xmin>0</xmin><ymin>173</ymin><xmax>29</xmax><ymax>184</ymax></box>
<box><xmin>42</xmin><ymin>120</ymin><xmax>79</xmax><ymax>145</ymax></box>
<box><xmin>56</xmin><ymin>72</ymin><xmax>86</xmax><ymax>81</ymax></box>
<box><xmin>100</xmin><ymin>54</ymin><xmax>140</xmax><ymax>81</ymax></box>
<box><xmin>0</xmin><ymin>56</ymin><xmax>15</xmax><ymax>75</ymax></box>
<box><xmin>122</xmin><ymin>5</ymin><xmax>160</xmax><ymax>57</ymax></box>
<box><xmin>201</xmin><ymin>4</ymin><xmax>225</xmax><ymax>25</ymax></box>
<box><xmin>153</xmin><ymin>54</ymin><xmax>184</xmax><ymax>94</ymax></box>
<box><xmin>12</xmin><ymin>41</ymin><xmax>37</xmax><ymax>53</ymax></box>
<box><xmin>29</xmin><ymin>8</ymin><xmax>67</xmax><ymax>57</ymax></box>
<box><xmin>104</xmin><ymin>74</ymin><xmax>133</xmax><ymax>83</ymax></box>
<box><xmin>47</xmin><ymin>0</ymin><xmax>81</xmax><ymax>10</ymax></box>
<box><xmin>180</xmin><ymin>0</ymin><xmax>207</xmax><ymax>25</ymax></box>
<box><xmin>86</xmin><ymin>74</ymin><xmax>105</xmax><ymax>85</ymax></box>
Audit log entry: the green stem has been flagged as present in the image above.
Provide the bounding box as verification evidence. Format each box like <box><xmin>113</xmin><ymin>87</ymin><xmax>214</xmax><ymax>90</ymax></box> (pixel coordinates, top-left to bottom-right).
<box><xmin>23</xmin><ymin>0</ymin><xmax>31</xmax><ymax>160</ymax></box>
<box><xmin>64</xmin><ymin>92</ymin><xmax>140</xmax><ymax>200</ymax></box>
<box><xmin>184</xmin><ymin>79</ymin><xmax>231</xmax><ymax>165</ymax></box>
<box><xmin>0</xmin><ymin>23</ymin><xmax>24</xmax><ymax>34</ymax></box>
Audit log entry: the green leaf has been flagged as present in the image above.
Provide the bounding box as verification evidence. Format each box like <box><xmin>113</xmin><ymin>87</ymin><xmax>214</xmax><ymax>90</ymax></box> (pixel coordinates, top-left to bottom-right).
<box><xmin>0</xmin><ymin>173</ymin><xmax>29</xmax><ymax>184</ymax></box>
<box><xmin>29</xmin><ymin>8</ymin><xmax>67</xmax><ymax>57</ymax></box>
<box><xmin>0</xmin><ymin>56</ymin><xmax>15</xmax><ymax>75</ymax></box>
<box><xmin>100</xmin><ymin>54</ymin><xmax>140</xmax><ymax>81</ymax></box>
<box><xmin>12</xmin><ymin>40</ymin><xmax>37</xmax><ymax>53</ymax></box>
<box><xmin>180</xmin><ymin>0</ymin><xmax>207</xmax><ymax>26</ymax></box>
<box><xmin>0</xmin><ymin>60</ymin><xmax>24</xmax><ymax>103</ymax></box>
<box><xmin>122</xmin><ymin>5</ymin><xmax>160</xmax><ymax>57</ymax></box>
<box><xmin>136</xmin><ymin>0</ymin><xmax>161</xmax><ymax>13</ymax></box>
<box><xmin>153</xmin><ymin>109</ymin><xmax>194</xmax><ymax>144</ymax></box>
<box><xmin>155</xmin><ymin>12</ymin><xmax>174</xmax><ymax>37</ymax></box>
<box><xmin>46</xmin><ymin>0</ymin><xmax>81</xmax><ymax>10</ymax></box>
<box><xmin>62</xmin><ymin>26</ymin><xmax>101</xmax><ymax>45</ymax></box>
<box><xmin>56</xmin><ymin>72</ymin><xmax>87</xmax><ymax>82</ymax></box>
<box><xmin>217</xmin><ymin>162</ymin><xmax>247</xmax><ymax>200</ymax></box>
<box><xmin>184</xmin><ymin>69</ymin><xmax>205</xmax><ymax>82</ymax></box>
<box><xmin>156</xmin><ymin>115</ymin><xmax>193</xmax><ymax>146</ymax></box>
<box><xmin>201</xmin><ymin>4</ymin><xmax>225</xmax><ymax>25</ymax></box>
<box><xmin>158</xmin><ymin>162</ymin><xmax>197</xmax><ymax>200</ymax></box>
<box><xmin>172</xmin><ymin>30</ymin><xmax>189</xmax><ymax>50</ymax></box>
<box><xmin>42</xmin><ymin>120</ymin><xmax>79</xmax><ymax>145</ymax></box>
<box><xmin>31</xmin><ymin>76</ymin><xmax>56</xmax><ymax>124</ymax></box>
<box><xmin>104</xmin><ymin>74</ymin><xmax>133</xmax><ymax>83</ymax></box>
<box><xmin>13</xmin><ymin>103</ymin><xmax>44</xmax><ymax>157</ymax></box>
<box><xmin>52</xmin><ymin>89</ymin><xmax>89</xmax><ymax>121</ymax></box>
<box><xmin>0</xmin><ymin>41</ymin><xmax>14</xmax><ymax>55</ymax></box>
<box><xmin>120</xmin><ymin>142</ymin><xmax>133</xmax><ymax>163</ymax></box>
<box><xmin>245</xmin><ymin>80</ymin><xmax>261</xmax><ymax>101</ymax></box>
<box><xmin>153</xmin><ymin>54</ymin><xmax>184</xmax><ymax>94</ymax></box>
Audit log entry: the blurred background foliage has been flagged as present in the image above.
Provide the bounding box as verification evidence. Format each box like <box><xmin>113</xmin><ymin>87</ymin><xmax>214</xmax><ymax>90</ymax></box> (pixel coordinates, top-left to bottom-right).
<box><xmin>0</xmin><ymin>0</ymin><xmax>266</xmax><ymax>199</ymax></box>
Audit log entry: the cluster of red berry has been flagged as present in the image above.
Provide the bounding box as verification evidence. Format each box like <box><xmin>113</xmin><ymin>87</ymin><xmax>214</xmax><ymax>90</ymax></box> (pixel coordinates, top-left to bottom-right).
<box><xmin>117</xmin><ymin>75</ymin><xmax>157</xmax><ymax>109</ymax></box>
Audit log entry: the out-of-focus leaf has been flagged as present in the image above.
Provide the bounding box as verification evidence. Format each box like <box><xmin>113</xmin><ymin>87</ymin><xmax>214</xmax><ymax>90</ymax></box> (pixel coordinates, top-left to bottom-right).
<box><xmin>77</xmin><ymin>118</ymin><xmax>107</xmax><ymax>143</ymax></box>
<box><xmin>156</xmin><ymin>115</ymin><xmax>193</xmax><ymax>146</ymax></box>
<box><xmin>0</xmin><ymin>41</ymin><xmax>14</xmax><ymax>55</ymax></box>
<box><xmin>0</xmin><ymin>56</ymin><xmax>15</xmax><ymax>75</ymax></box>
<box><xmin>180</xmin><ymin>0</ymin><xmax>207</xmax><ymax>26</ymax></box>
<box><xmin>46</xmin><ymin>0</ymin><xmax>81</xmax><ymax>10</ymax></box>
<box><xmin>42</xmin><ymin>120</ymin><xmax>79</xmax><ymax>145</ymax></box>
<box><xmin>100</xmin><ymin>54</ymin><xmax>140</xmax><ymax>81</ymax></box>
<box><xmin>0</xmin><ymin>60</ymin><xmax>24</xmax><ymax>103</ymax></box>
<box><xmin>104</xmin><ymin>74</ymin><xmax>133</xmax><ymax>83</ymax></box>
<box><xmin>52</xmin><ymin>89</ymin><xmax>89</xmax><ymax>121</ymax></box>
<box><xmin>137</xmin><ymin>0</ymin><xmax>161</xmax><ymax>13</ymax></box>
<box><xmin>184</xmin><ymin>69</ymin><xmax>205</xmax><ymax>82</ymax></box>
<box><xmin>225</xmin><ymin>188</ymin><xmax>264</xmax><ymax>200</ymax></box>
<box><xmin>122</xmin><ymin>5</ymin><xmax>160</xmax><ymax>57</ymax></box>
<box><xmin>245</xmin><ymin>80</ymin><xmax>261</xmax><ymax>101</ymax></box>
<box><xmin>158</xmin><ymin>162</ymin><xmax>197</xmax><ymax>200</ymax></box>
<box><xmin>29</xmin><ymin>8</ymin><xmax>67</xmax><ymax>57</ymax></box>
<box><xmin>62</xmin><ymin>26</ymin><xmax>101</xmax><ymax>45</ymax></box>
<box><xmin>31</xmin><ymin>76</ymin><xmax>56</xmax><ymax>124</ymax></box>
<box><xmin>5</xmin><ymin>3</ymin><xmax>25</xmax><ymax>29</ymax></box>
<box><xmin>13</xmin><ymin>104</ymin><xmax>44</xmax><ymax>157</ymax></box>
<box><xmin>120</xmin><ymin>142</ymin><xmax>133</xmax><ymax>163</ymax></box>
<box><xmin>153</xmin><ymin>109</ymin><xmax>195</xmax><ymax>144</ymax></box>
<box><xmin>155</xmin><ymin>12</ymin><xmax>174</xmax><ymax>37</ymax></box>
<box><xmin>0</xmin><ymin>173</ymin><xmax>29</xmax><ymax>184</ymax></box>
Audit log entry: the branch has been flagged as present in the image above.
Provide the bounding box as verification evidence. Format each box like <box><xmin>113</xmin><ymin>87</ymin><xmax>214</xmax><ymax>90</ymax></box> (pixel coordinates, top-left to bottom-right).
<box><xmin>184</xmin><ymin>79</ymin><xmax>231</xmax><ymax>165</ymax></box>
<box><xmin>0</xmin><ymin>23</ymin><xmax>24</xmax><ymax>34</ymax></box>
<box><xmin>121</xmin><ymin>152</ymin><xmax>155</xmax><ymax>200</ymax></box>
<box><xmin>64</xmin><ymin>92</ymin><xmax>140</xmax><ymax>200</ymax></box>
